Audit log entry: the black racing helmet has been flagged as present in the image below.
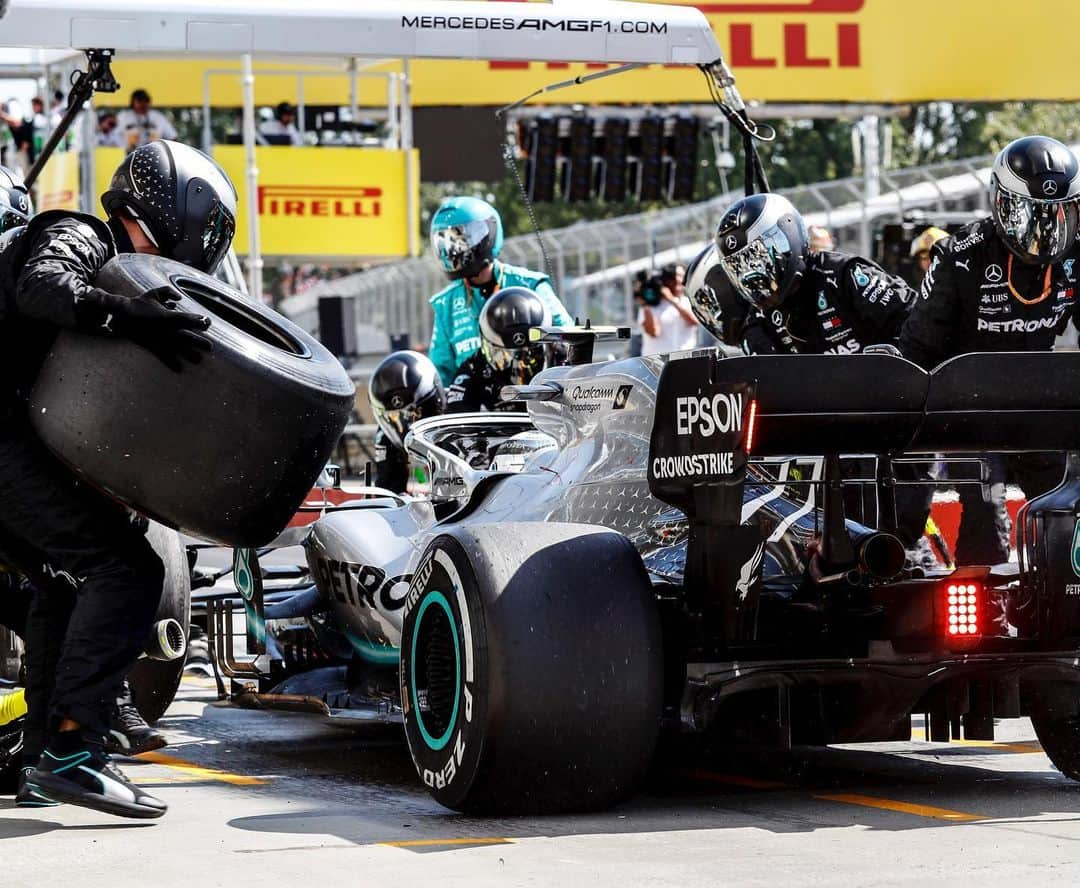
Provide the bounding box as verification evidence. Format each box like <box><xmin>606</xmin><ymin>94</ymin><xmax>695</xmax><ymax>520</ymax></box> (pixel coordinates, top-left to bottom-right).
<box><xmin>101</xmin><ymin>140</ymin><xmax>237</xmax><ymax>274</ymax></box>
<box><xmin>989</xmin><ymin>136</ymin><xmax>1080</xmax><ymax>266</ymax></box>
<box><xmin>0</xmin><ymin>166</ymin><xmax>32</xmax><ymax>233</ymax></box>
<box><xmin>478</xmin><ymin>286</ymin><xmax>550</xmax><ymax>385</ymax></box>
<box><xmin>369</xmin><ymin>350</ymin><xmax>446</xmax><ymax>449</ymax></box>
<box><xmin>714</xmin><ymin>193</ymin><xmax>809</xmax><ymax>309</ymax></box>
<box><xmin>684</xmin><ymin>242</ymin><xmax>748</xmax><ymax>345</ymax></box>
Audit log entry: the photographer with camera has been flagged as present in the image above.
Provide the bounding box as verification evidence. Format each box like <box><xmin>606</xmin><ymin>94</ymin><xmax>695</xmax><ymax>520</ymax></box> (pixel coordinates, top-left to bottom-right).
<box><xmin>634</xmin><ymin>263</ymin><xmax>697</xmax><ymax>356</ymax></box>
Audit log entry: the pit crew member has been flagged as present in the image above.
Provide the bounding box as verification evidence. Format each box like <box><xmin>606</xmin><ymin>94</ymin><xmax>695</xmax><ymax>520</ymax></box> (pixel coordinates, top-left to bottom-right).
<box><xmin>427</xmin><ymin>196</ymin><xmax>571</xmax><ymax>388</ymax></box>
<box><xmin>0</xmin><ymin>140</ymin><xmax>235</xmax><ymax>818</ymax></box>
<box><xmin>445</xmin><ymin>286</ymin><xmax>553</xmax><ymax>413</ymax></box>
<box><xmin>0</xmin><ymin>167</ymin><xmax>168</xmax><ymax>803</ymax></box>
<box><xmin>369</xmin><ymin>350</ymin><xmax>446</xmax><ymax>493</ymax></box>
<box><xmin>694</xmin><ymin>196</ymin><xmax>926</xmax><ymax>552</ymax></box>
<box><xmin>900</xmin><ymin>136</ymin><xmax>1080</xmax><ymax>565</ymax></box>
<box><xmin>706</xmin><ymin>192</ymin><xmax>915</xmax><ymax>356</ymax></box>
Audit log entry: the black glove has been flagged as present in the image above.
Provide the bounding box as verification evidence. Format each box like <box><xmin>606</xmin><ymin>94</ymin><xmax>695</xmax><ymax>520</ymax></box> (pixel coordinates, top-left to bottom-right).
<box><xmin>81</xmin><ymin>286</ymin><xmax>212</xmax><ymax>373</ymax></box>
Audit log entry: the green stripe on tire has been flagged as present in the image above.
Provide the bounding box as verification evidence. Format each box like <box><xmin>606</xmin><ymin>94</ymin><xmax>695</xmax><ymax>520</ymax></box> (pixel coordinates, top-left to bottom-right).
<box><xmin>410</xmin><ymin>590</ymin><xmax>461</xmax><ymax>752</ymax></box>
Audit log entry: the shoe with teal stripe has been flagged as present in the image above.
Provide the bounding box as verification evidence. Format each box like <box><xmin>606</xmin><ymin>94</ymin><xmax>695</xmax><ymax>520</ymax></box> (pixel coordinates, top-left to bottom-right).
<box><xmin>16</xmin><ymin>765</ymin><xmax>59</xmax><ymax>807</ymax></box>
<box><xmin>28</xmin><ymin>740</ymin><xmax>167</xmax><ymax>819</ymax></box>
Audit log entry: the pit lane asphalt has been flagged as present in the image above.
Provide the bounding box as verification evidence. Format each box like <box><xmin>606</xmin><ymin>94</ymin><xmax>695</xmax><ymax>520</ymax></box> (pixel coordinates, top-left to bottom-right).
<box><xmin>5</xmin><ymin>678</ymin><xmax>1080</xmax><ymax>887</ymax></box>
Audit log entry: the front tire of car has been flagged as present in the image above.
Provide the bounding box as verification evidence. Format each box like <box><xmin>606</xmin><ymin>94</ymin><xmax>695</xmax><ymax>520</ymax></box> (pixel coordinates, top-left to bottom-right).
<box><xmin>400</xmin><ymin>522</ymin><xmax>663</xmax><ymax>814</ymax></box>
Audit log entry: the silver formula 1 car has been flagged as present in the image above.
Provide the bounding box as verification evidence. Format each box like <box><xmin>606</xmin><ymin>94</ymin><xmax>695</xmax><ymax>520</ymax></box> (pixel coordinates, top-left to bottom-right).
<box><xmin>200</xmin><ymin>344</ymin><xmax>1080</xmax><ymax>815</ymax></box>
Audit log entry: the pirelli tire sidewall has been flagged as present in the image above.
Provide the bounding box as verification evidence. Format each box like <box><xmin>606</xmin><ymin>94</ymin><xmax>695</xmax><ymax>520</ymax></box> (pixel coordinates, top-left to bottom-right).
<box><xmin>400</xmin><ymin>534</ymin><xmax>488</xmax><ymax>811</ymax></box>
<box><xmin>400</xmin><ymin>523</ymin><xmax>663</xmax><ymax>814</ymax></box>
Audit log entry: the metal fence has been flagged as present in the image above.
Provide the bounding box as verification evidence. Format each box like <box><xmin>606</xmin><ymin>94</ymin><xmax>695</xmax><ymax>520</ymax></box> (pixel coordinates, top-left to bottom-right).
<box><xmin>281</xmin><ymin>152</ymin><xmax>997</xmax><ymax>350</ymax></box>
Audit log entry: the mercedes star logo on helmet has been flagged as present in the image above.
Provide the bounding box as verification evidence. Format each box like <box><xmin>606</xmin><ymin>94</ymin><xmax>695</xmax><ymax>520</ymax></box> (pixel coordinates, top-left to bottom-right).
<box><xmin>389</xmin><ymin>394</ymin><xmax>405</xmax><ymax>408</ymax></box>
<box><xmin>725</xmin><ymin>235</ymin><xmax>738</xmax><ymax>251</ymax></box>
<box><xmin>1043</xmin><ymin>179</ymin><xmax>1059</xmax><ymax>197</ymax></box>
<box><xmin>511</xmin><ymin>331</ymin><xmax>527</xmax><ymax>346</ymax></box>
<box><xmin>985</xmin><ymin>264</ymin><xmax>1004</xmax><ymax>283</ymax></box>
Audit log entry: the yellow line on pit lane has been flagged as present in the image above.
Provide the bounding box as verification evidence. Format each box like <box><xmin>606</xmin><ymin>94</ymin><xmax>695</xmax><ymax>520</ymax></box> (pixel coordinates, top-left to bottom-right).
<box><xmin>687</xmin><ymin>770</ymin><xmax>987</xmax><ymax>823</ymax></box>
<box><xmin>909</xmin><ymin>730</ymin><xmax>1043</xmax><ymax>753</ymax></box>
<box><xmin>134</xmin><ymin>750</ymin><xmax>267</xmax><ymax>785</ymax></box>
<box><xmin>815</xmin><ymin>792</ymin><xmax>986</xmax><ymax>822</ymax></box>
<box><xmin>380</xmin><ymin>838</ymin><xmax>514</xmax><ymax>849</ymax></box>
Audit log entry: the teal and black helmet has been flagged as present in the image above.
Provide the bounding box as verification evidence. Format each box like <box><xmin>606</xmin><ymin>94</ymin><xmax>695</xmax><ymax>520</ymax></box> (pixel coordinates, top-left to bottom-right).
<box><xmin>430</xmin><ymin>196</ymin><xmax>503</xmax><ymax>280</ymax></box>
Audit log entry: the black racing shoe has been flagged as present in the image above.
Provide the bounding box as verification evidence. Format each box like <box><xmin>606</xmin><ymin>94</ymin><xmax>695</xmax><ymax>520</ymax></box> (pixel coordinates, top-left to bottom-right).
<box><xmin>15</xmin><ymin>765</ymin><xmax>59</xmax><ymax>807</ymax></box>
<box><xmin>107</xmin><ymin>684</ymin><xmax>167</xmax><ymax>757</ymax></box>
<box><xmin>28</xmin><ymin>742</ymin><xmax>167</xmax><ymax>819</ymax></box>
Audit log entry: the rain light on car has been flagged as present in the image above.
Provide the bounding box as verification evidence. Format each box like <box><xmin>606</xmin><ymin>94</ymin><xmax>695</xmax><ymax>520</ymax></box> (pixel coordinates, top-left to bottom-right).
<box><xmin>744</xmin><ymin>399</ymin><xmax>758</xmax><ymax>454</ymax></box>
<box><xmin>945</xmin><ymin>582</ymin><xmax>981</xmax><ymax>637</ymax></box>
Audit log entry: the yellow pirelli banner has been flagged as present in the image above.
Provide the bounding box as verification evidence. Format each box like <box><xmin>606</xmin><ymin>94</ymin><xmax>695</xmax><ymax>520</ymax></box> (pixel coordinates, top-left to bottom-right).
<box><xmin>37</xmin><ymin>151</ymin><xmax>80</xmax><ymax>213</ymax></box>
<box><xmin>95</xmin><ymin>146</ymin><xmax>419</xmax><ymax>260</ymax></box>
<box><xmin>107</xmin><ymin>0</ymin><xmax>1080</xmax><ymax>106</ymax></box>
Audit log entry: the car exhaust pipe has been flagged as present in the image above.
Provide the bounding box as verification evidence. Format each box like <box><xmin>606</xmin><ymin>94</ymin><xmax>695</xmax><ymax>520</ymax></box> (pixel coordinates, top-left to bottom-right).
<box><xmin>854</xmin><ymin>531</ymin><xmax>906</xmax><ymax>581</ymax></box>
<box><xmin>145</xmin><ymin>618</ymin><xmax>186</xmax><ymax>662</ymax></box>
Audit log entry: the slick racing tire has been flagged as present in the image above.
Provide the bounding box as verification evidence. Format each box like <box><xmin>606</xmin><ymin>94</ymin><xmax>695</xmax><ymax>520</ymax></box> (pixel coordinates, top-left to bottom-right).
<box><xmin>127</xmin><ymin>523</ymin><xmax>191</xmax><ymax>725</ymax></box>
<box><xmin>1032</xmin><ymin>711</ymin><xmax>1080</xmax><ymax>781</ymax></box>
<box><xmin>30</xmin><ymin>253</ymin><xmax>355</xmax><ymax>547</ymax></box>
<box><xmin>401</xmin><ymin>523</ymin><xmax>663</xmax><ymax>814</ymax></box>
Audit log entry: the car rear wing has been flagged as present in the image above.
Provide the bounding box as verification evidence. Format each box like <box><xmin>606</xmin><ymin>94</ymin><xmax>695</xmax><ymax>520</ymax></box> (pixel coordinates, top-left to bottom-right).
<box><xmin>646</xmin><ymin>350</ymin><xmax>1080</xmax><ymax>649</ymax></box>
<box><xmin>707</xmin><ymin>352</ymin><xmax>1080</xmax><ymax>456</ymax></box>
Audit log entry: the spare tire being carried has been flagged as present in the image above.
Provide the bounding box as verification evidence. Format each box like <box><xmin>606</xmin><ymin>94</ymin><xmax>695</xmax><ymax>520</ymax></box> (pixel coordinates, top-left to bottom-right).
<box><xmin>29</xmin><ymin>253</ymin><xmax>355</xmax><ymax>546</ymax></box>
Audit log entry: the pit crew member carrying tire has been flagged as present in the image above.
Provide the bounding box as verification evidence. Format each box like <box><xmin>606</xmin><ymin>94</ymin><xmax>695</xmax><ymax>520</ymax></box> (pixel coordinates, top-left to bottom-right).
<box><xmin>446</xmin><ymin>286</ymin><xmax>551</xmax><ymax>413</ymax></box>
<box><xmin>0</xmin><ymin>168</ymin><xmax>168</xmax><ymax>809</ymax></box>
<box><xmin>899</xmin><ymin>135</ymin><xmax>1080</xmax><ymax>565</ymax></box>
<box><xmin>368</xmin><ymin>350</ymin><xmax>447</xmax><ymax>494</ymax></box>
<box><xmin>707</xmin><ymin>192</ymin><xmax>914</xmax><ymax>356</ymax></box>
<box><xmin>0</xmin><ymin>140</ymin><xmax>236</xmax><ymax>819</ymax></box>
<box><xmin>427</xmin><ymin>197</ymin><xmax>571</xmax><ymax>389</ymax></box>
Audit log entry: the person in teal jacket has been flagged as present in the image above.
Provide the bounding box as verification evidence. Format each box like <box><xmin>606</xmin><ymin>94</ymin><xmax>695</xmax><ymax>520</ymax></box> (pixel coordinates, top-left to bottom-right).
<box><xmin>428</xmin><ymin>196</ymin><xmax>571</xmax><ymax>386</ymax></box>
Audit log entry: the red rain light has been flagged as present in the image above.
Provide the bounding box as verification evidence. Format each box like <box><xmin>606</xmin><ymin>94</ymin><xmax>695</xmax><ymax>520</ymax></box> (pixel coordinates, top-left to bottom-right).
<box><xmin>744</xmin><ymin>399</ymin><xmax>758</xmax><ymax>454</ymax></box>
<box><xmin>944</xmin><ymin>582</ymin><xmax>982</xmax><ymax>638</ymax></box>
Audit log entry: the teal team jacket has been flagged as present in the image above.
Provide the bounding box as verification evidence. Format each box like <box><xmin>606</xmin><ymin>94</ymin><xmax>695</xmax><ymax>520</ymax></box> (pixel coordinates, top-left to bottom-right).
<box><xmin>428</xmin><ymin>261</ymin><xmax>572</xmax><ymax>386</ymax></box>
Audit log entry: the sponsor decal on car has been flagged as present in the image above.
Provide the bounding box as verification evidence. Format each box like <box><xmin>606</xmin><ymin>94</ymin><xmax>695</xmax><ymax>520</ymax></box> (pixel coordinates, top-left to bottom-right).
<box><xmin>1072</xmin><ymin>519</ymin><xmax>1080</xmax><ymax>579</ymax></box>
<box><xmin>565</xmin><ymin>382</ymin><xmax>631</xmax><ymax>416</ymax></box>
<box><xmin>736</xmin><ymin>543</ymin><xmax>765</xmax><ymax>602</ymax></box>
<box><xmin>317</xmin><ymin>556</ymin><xmax>411</xmax><ymax>612</ymax></box>
<box><xmin>675</xmin><ymin>392</ymin><xmax>745</xmax><ymax>438</ymax></box>
<box><xmin>649</xmin><ymin>356</ymin><xmax>753</xmax><ymax>522</ymax></box>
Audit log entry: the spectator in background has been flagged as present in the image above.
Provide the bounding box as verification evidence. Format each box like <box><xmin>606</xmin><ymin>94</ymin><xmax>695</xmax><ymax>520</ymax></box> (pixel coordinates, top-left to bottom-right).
<box><xmin>96</xmin><ymin>111</ymin><xmax>122</xmax><ymax>147</ymax></box>
<box><xmin>259</xmin><ymin>102</ymin><xmax>303</xmax><ymax>146</ymax></box>
<box><xmin>909</xmin><ymin>226</ymin><xmax>949</xmax><ymax>287</ymax></box>
<box><xmin>636</xmin><ymin>263</ymin><xmax>698</xmax><ymax>356</ymax></box>
<box><xmin>116</xmin><ymin>89</ymin><xmax>177</xmax><ymax>152</ymax></box>
<box><xmin>22</xmin><ymin>97</ymin><xmax>48</xmax><ymax>164</ymax></box>
<box><xmin>808</xmin><ymin>224</ymin><xmax>835</xmax><ymax>253</ymax></box>
<box><xmin>0</xmin><ymin>102</ymin><xmax>21</xmax><ymax>168</ymax></box>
